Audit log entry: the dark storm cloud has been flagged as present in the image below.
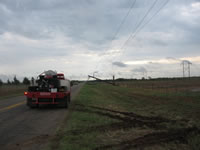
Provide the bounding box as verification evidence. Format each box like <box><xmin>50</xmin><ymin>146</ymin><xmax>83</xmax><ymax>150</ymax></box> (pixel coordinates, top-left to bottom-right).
<box><xmin>0</xmin><ymin>0</ymin><xmax>134</xmax><ymax>45</ymax></box>
<box><xmin>0</xmin><ymin>0</ymin><xmax>167</xmax><ymax>50</ymax></box>
<box><xmin>0</xmin><ymin>0</ymin><xmax>199</xmax><ymax>45</ymax></box>
<box><xmin>0</xmin><ymin>0</ymin><xmax>198</xmax><ymax>52</ymax></box>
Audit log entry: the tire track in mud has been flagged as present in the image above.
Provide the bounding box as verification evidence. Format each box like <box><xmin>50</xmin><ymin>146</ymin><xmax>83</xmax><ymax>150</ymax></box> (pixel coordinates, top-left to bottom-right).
<box><xmin>69</xmin><ymin>104</ymin><xmax>200</xmax><ymax>150</ymax></box>
<box><xmin>95</xmin><ymin>127</ymin><xmax>199</xmax><ymax>150</ymax></box>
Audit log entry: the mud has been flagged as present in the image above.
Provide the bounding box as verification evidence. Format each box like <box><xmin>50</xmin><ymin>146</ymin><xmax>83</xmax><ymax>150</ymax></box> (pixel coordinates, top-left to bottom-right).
<box><xmin>71</xmin><ymin>106</ymin><xmax>169</xmax><ymax>134</ymax></box>
<box><xmin>89</xmin><ymin>105</ymin><xmax>172</xmax><ymax>122</ymax></box>
<box><xmin>71</xmin><ymin>104</ymin><xmax>200</xmax><ymax>150</ymax></box>
<box><xmin>95</xmin><ymin>127</ymin><xmax>200</xmax><ymax>150</ymax></box>
<box><xmin>79</xmin><ymin>104</ymin><xmax>171</xmax><ymax>123</ymax></box>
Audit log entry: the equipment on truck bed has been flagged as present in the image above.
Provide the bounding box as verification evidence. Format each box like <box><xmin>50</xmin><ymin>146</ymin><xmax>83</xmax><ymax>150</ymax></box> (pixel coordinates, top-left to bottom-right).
<box><xmin>24</xmin><ymin>70</ymin><xmax>71</xmax><ymax>108</ymax></box>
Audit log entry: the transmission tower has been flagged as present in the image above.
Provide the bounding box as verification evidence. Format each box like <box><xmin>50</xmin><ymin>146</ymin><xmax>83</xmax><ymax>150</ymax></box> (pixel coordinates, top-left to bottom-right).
<box><xmin>181</xmin><ymin>60</ymin><xmax>192</xmax><ymax>78</ymax></box>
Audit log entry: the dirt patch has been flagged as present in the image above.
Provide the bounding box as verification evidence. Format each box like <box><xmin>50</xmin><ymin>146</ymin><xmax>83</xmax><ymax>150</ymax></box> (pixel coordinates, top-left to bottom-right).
<box><xmin>95</xmin><ymin>127</ymin><xmax>200</xmax><ymax>150</ymax></box>
<box><xmin>191</xmin><ymin>88</ymin><xmax>200</xmax><ymax>92</ymax></box>
<box><xmin>89</xmin><ymin>105</ymin><xmax>171</xmax><ymax>122</ymax></box>
<box><xmin>69</xmin><ymin>104</ymin><xmax>200</xmax><ymax>150</ymax></box>
<box><xmin>70</xmin><ymin>104</ymin><xmax>171</xmax><ymax>133</ymax></box>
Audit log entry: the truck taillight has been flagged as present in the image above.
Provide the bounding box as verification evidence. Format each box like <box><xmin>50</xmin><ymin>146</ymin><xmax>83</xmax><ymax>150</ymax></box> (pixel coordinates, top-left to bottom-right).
<box><xmin>24</xmin><ymin>92</ymin><xmax>28</xmax><ymax>95</ymax></box>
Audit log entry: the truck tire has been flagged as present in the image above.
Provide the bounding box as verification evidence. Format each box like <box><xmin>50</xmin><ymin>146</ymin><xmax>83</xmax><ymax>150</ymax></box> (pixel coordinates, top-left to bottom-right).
<box><xmin>27</xmin><ymin>98</ymin><xmax>38</xmax><ymax>108</ymax></box>
<box><xmin>63</xmin><ymin>96</ymin><xmax>69</xmax><ymax>108</ymax></box>
<box><xmin>28</xmin><ymin>103</ymin><xmax>38</xmax><ymax>108</ymax></box>
<box><xmin>68</xmin><ymin>95</ymin><xmax>71</xmax><ymax>103</ymax></box>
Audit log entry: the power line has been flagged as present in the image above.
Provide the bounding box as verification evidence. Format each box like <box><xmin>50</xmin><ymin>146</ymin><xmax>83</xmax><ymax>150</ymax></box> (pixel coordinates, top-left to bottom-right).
<box><xmin>110</xmin><ymin>0</ymin><xmax>137</xmax><ymax>42</ymax></box>
<box><xmin>110</xmin><ymin>0</ymin><xmax>170</xmax><ymax>79</ymax></box>
<box><xmin>120</xmin><ymin>0</ymin><xmax>159</xmax><ymax>51</ymax></box>
<box><xmin>112</xmin><ymin>0</ymin><xmax>170</xmax><ymax>65</ymax></box>
<box><xmin>110</xmin><ymin>0</ymin><xmax>159</xmax><ymax>71</ymax></box>
<box><xmin>94</xmin><ymin>0</ymin><xmax>137</xmax><ymax>72</ymax></box>
<box><xmin>192</xmin><ymin>63</ymin><xmax>200</xmax><ymax>76</ymax></box>
<box><xmin>128</xmin><ymin>0</ymin><xmax>170</xmax><ymax>44</ymax></box>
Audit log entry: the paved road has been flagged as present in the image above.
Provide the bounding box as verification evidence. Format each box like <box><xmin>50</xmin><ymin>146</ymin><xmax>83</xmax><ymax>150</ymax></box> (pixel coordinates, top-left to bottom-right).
<box><xmin>0</xmin><ymin>83</ymin><xmax>84</xmax><ymax>150</ymax></box>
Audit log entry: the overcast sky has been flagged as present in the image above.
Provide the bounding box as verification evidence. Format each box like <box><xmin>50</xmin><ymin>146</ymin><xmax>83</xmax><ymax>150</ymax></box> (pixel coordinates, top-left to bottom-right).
<box><xmin>0</xmin><ymin>0</ymin><xmax>200</xmax><ymax>81</ymax></box>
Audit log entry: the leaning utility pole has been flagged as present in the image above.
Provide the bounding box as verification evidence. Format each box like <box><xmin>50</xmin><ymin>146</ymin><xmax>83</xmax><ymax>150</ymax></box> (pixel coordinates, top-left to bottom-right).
<box><xmin>88</xmin><ymin>75</ymin><xmax>116</xmax><ymax>86</ymax></box>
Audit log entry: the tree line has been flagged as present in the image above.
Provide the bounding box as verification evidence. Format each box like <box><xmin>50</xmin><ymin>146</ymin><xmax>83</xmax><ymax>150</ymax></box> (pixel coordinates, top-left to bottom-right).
<box><xmin>0</xmin><ymin>76</ymin><xmax>34</xmax><ymax>86</ymax></box>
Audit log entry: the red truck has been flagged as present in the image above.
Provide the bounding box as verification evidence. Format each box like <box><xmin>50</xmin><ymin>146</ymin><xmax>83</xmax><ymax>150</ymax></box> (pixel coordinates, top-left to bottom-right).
<box><xmin>24</xmin><ymin>70</ymin><xmax>71</xmax><ymax>108</ymax></box>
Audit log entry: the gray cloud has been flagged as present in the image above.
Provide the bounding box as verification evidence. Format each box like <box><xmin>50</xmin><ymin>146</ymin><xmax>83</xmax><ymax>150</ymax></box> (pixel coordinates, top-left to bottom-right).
<box><xmin>182</xmin><ymin>60</ymin><xmax>192</xmax><ymax>64</ymax></box>
<box><xmin>0</xmin><ymin>0</ymin><xmax>200</xmax><ymax>79</ymax></box>
<box><xmin>132</xmin><ymin>67</ymin><xmax>147</xmax><ymax>73</ymax></box>
<box><xmin>0</xmin><ymin>0</ymin><xmax>133</xmax><ymax>44</ymax></box>
<box><xmin>166</xmin><ymin>57</ymin><xmax>178</xmax><ymax>60</ymax></box>
<box><xmin>112</xmin><ymin>61</ymin><xmax>127</xmax><ymax>67</ymax></box>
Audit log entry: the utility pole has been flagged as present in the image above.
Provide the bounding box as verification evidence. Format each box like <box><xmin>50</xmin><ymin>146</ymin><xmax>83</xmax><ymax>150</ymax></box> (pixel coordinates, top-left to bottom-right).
<box><xmin>183</xmin><ymin>61</ymin><xmax>185</xmax><ymax>78</ymax></box>
<box><xmin>113</xmin><ymin>75</ymin><xmax>115</xmax><ymax>85</ymax></box>
<box><xmin>181</xmin><ymin>60</ymin><xmax>192</xmax><ymax>78</ymax></box>
<box><xmin>188</xmin><ymin>63</ymin><xmax>191</xmax><ymax>77</ymax></box>
<box><xmin>88</xmin><ymin>75</ymin><xmax>116</xmax><ymax>86</ymax></box>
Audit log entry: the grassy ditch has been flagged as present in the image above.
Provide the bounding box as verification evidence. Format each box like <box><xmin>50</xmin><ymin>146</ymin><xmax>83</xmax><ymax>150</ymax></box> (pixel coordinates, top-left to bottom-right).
<box><xmin>51</xmin><ymin>81</ymin><xmax>200</xmax><ymax>150</ymax></box>
<box><xmin>0</xmin><ymin>85</ymin><xmax>27</xmax><ymax>100</ymax></box>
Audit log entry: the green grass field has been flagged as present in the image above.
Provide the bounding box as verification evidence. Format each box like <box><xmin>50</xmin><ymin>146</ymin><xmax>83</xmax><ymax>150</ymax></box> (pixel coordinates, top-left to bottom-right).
<box><xmin>0</xmin><ymin>85</ymin><xmax>27</xmax><ymax>100</ymax></box>
<box><xmin>50</xmin><ymin>80</ymin><xmax>200</xmax><ymax>150</ymax></box>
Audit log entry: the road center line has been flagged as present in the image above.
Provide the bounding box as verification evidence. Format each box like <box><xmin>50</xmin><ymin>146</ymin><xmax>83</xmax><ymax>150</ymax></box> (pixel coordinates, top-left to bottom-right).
<box><xmin>0</xmin><ymin>101</ymin><xmax>26</xmax><ymax>112</ymax></box>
